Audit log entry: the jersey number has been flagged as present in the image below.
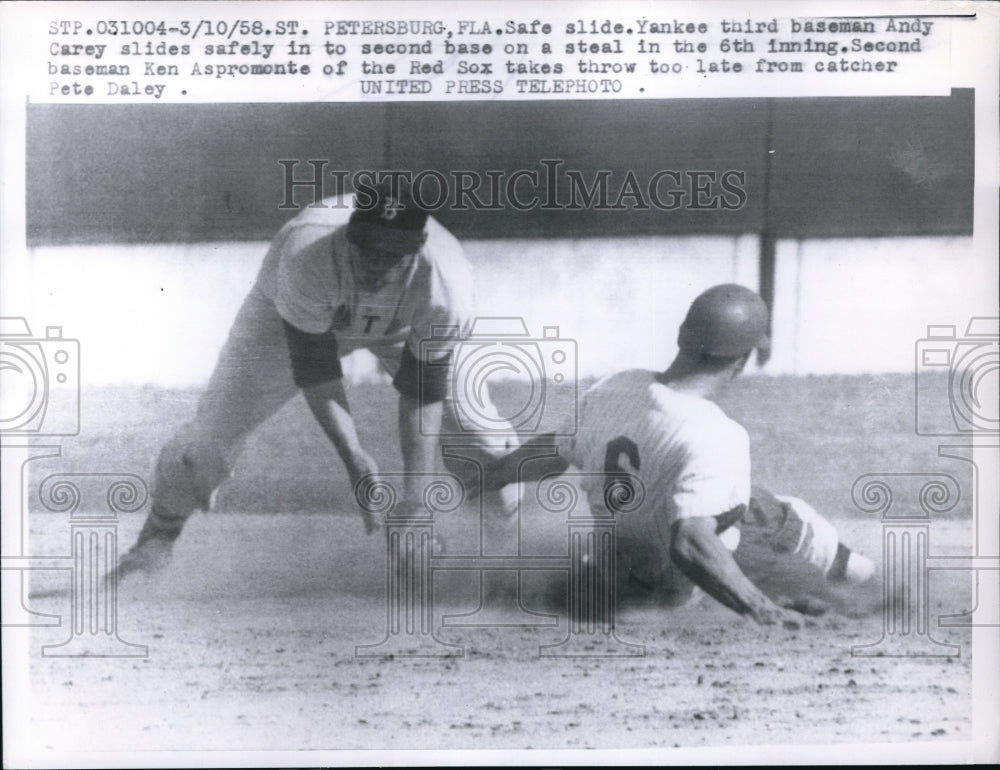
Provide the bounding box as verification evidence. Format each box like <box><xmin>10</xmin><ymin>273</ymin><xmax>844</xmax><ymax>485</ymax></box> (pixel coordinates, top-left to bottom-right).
<box><xmin>603</xmin><ymin>435</ymin><xmax>640</xmax><ymax>514</ymax></box>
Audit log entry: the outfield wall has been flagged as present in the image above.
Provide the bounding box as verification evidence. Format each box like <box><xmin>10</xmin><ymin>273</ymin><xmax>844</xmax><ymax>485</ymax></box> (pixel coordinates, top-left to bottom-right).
<box><xmin>26</xmin><ymin>96</ymin><xmax>974</xmax><ymax>244</ymax></box>
<box><xmin>17</xmin><ymin>95</ymin><xmax>986</xmax><ymax>385</ymax></box>
<box><xmin>20</xmin><ymin>233</ymin><xmax>984</xmax><ymax>386</ymax></box>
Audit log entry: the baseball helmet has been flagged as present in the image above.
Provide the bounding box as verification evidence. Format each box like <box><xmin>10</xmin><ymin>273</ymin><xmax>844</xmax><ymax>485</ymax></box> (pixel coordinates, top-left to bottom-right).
<box><xmin>347</xmin><ymin>175</ymin><xmax>429</xmax><ymax>257</ymax></box>
<box><xmin>677</xmin><ymin>284</ymin><xmax>771</xmax><ymax>359</ymax></box>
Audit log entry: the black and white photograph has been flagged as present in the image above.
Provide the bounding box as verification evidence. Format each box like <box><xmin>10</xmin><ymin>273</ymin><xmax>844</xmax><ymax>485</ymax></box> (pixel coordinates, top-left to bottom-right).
<box><xmin>2</xmin><ymin>1</ymin><xmax>997</xmax><ymax>766</ymax></box>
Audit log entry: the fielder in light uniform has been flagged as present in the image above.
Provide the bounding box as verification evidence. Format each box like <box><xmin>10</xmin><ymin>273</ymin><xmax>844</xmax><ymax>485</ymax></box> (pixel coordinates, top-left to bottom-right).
<box><xmin>114</xmin><ymin>176</ymin><xmax>516</xmax><ymax>579</ymax></box>
<box><xmin>478</xmin><ymin>284</ymin><xmax>874</xmax><ymax>624</ymax></box>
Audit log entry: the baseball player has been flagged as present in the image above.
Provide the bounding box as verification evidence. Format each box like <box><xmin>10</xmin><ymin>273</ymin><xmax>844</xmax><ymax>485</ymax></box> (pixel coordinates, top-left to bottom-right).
<box><xmin>474</xmin><ymin>284</ymin><xmax>876</xmax><ymax>625</ymax></box>
<box><xmin>113</xmin><ymin>175</ymin><xmax>517</xmax><ymax>580</ymax></box>
<box><xmin>732</xmin><ymin>486</ymin><xmax>877</xmax><ymax>617</ymax></box>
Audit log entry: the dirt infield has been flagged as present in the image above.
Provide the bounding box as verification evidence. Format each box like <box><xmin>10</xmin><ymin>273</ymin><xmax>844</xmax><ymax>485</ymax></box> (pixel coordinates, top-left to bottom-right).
<box><xmin>20</xmin><ymin>509</ymin><xmax>973</xmax><ymax>757</ymax></box>
<box><xmin>8</xmin><ymin>376</ymin><xmax>988</xmax><ymax>762</ymax></box>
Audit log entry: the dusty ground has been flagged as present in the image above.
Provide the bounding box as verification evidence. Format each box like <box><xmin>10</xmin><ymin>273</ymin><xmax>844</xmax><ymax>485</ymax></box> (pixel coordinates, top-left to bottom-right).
<box><xmin>6</xmin><ymin>377</ymin><xmax>990</xmax><ymax>764</ymax></box>
<box><xmin>17</xmin><ymin>509</ymin><xmax>974</xmax><ymax>760</ymax></box>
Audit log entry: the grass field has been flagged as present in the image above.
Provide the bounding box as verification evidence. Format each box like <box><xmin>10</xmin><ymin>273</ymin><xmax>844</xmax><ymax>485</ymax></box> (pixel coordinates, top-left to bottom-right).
<box><xmin>11</xmin><ymin>371</ymin><xmax>986</xmax><ymax>762</ymax></box>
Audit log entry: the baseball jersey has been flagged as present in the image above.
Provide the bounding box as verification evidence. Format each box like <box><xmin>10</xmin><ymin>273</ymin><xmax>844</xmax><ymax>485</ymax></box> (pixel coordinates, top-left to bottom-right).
<box><xmin>253</xmin><ymin>197</ymin><xmax>474</xmax><ymax>372</ymax></box>
<box><xmin>559</xmin><ymin>369</ymin><xmax>751</xmax><ymax>595</ymax></box>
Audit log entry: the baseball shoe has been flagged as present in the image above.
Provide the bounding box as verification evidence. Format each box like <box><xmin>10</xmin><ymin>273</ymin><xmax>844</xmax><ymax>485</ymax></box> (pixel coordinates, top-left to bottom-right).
<box><xmin>107</xmin><ymin>535</ymin><xmax>174</xmax><ymax>584</ymax></box>
<box><xmin>821</xmin><ymin>548</ymin><xmax>882</xmax><ymax>617</ymax></box>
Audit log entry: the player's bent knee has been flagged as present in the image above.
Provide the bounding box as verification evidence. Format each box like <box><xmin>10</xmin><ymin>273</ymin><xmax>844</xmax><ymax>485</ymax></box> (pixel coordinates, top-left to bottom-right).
<box><xmin>152</xmin><ymin>432</ymin><xmax>231</xmax><ymax>516</ymax></box>
<box><xmin>774</xmin><ymin>495</ymin><xmax>840</xmax><ymax>573</ymax></box>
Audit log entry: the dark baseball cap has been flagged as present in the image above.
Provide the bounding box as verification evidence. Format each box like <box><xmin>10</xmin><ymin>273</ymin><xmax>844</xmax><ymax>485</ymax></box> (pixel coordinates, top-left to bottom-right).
<box><xmin>347</xmin><ymin>176</ymin><xmax>429</xmax><ymax>257</ymax></box>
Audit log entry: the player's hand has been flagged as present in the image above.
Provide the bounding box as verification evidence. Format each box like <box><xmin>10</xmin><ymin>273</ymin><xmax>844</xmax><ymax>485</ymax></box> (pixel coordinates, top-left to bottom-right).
<box><xmin>748</xmin><ymin>596</ymin><xmax>804</xmax><ymax>629</ymax></box>
<box><xmin>461</xmin><ymin>470</ymin><xmax>498</xmax><ymax>502</ymax></box>
<box><xmin>781</xmin><ymin>596</ymin><xmax>831</xmax><ymax>617</ymax></box>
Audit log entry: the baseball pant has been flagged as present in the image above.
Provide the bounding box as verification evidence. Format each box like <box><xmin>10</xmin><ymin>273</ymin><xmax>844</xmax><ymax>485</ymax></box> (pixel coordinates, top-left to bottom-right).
<box><xmin>615</xmin><ymin>485</ymin><xmax>841</xmax><ymax>606</ymax></box>
<box><xmin>731</xmin><ymin>485</ymin><xmax>842</xmax><ymax>598</ymax></box>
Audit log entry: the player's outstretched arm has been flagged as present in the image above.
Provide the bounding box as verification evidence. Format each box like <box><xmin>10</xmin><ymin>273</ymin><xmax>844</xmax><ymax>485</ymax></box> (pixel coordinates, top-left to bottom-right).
<box><xmin>670</xmin><ymin>515</ymin><xmax>803</xmax><ymax>629</ymax></box>
<box><xmin>283</xmin><ymin>320</ymin><xmax>381</xmax><ymax>532</ymax></box>
<box><xmin>300</xmin><ymin>379</ymin><xmax>382</xmax><ymax>535</ymax></box>
<box><xmin>477</xmin><ymin>434</ymin><xmax>571</xmax><ymax>493</ymax></box>
<box><xmin>300</xmin><ymin>379</ymin><xmax>381</xmax><ymax>525</ymax></box>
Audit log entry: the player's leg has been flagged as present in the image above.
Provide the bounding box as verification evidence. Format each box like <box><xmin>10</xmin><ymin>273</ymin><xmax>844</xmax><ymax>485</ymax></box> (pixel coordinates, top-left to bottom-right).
<box><xmin>370</xmin><ymin>345</ymin><xmax>522</xmax><ymax>515</ymax></box>
<box><xmin>733</xmin><ymin>485</ymin><xmax>878</xmax><ymax>615</ymax></box>
<box><xmin>438</xmin><ymin>377</ymin><xmax>523</xmax><ymax>517</ymax></box>
<box><xmin>115</xmin><ymin>290</ymin><xmax>299</xmax><ymax>577</ymax></box>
